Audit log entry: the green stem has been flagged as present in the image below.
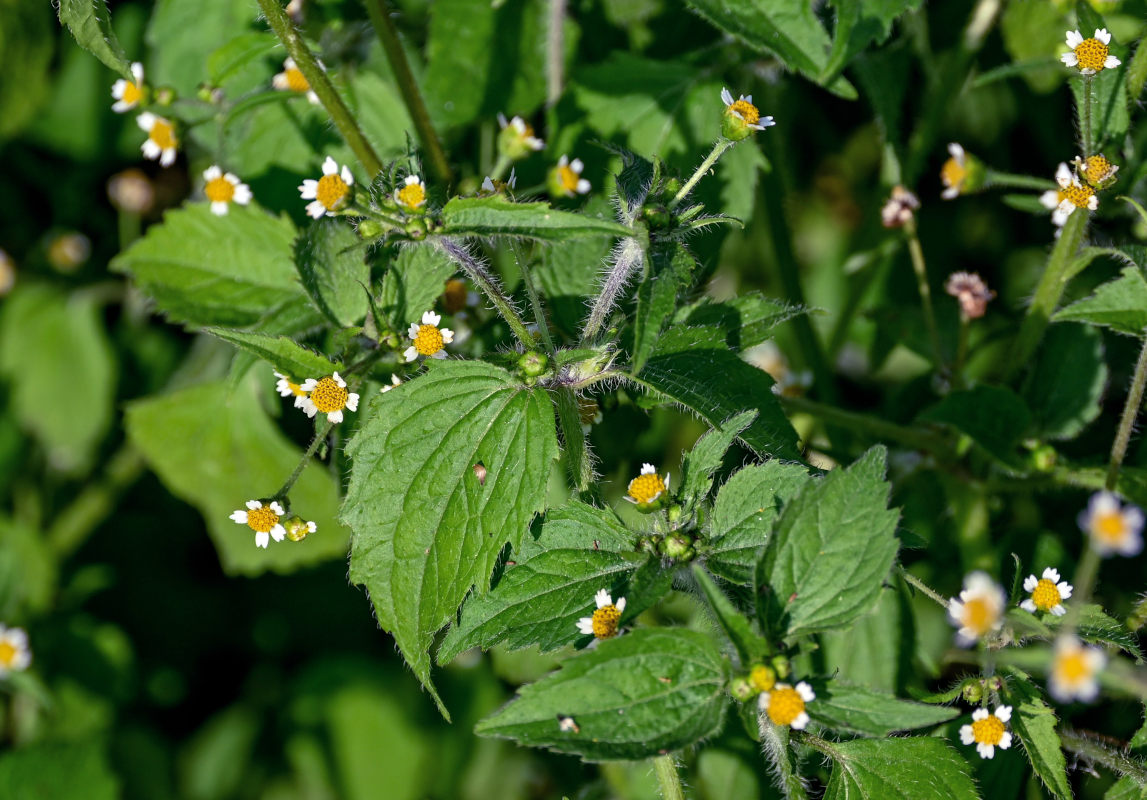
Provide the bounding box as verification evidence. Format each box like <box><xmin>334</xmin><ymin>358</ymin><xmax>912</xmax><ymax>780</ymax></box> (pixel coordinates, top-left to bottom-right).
<box><xmin>1106</xmin><ymin>334</ymin><xmax>1147</xmax><ymax>490</ymax></box>
<box><xmin>760</xmin><ymin>718</ymin><xmax>808</xmax><ymax>800</ymax></box>
<box><xmin>47</xmin><ymin>445</ymin><xmax>146</xmax><ymax>557</ymax></box>
<box><xmin>668</xmin><ymin>138</ymin><xmax>736</xmax><ymax>210</ymax></box>
<box><xmin>546</xmin><ymin>0</ymin><xmax>566</xmax><ymax>107</ymax></box>
<box><xmin>363</xmin><ymin>0</ymin><xmax>452</xmax><ymax>185</ymax></box>
<box><xmin>1002</xmin><ymin>208</ymin><xmax>1089</xmax><ymax>380</ymax></box>
<box><xmin>954</xmin><ymin>313</ymin><xmax>969</xmax><ymax>386</ymax></box>
<box><xmin>1060</xmin><ymin>728</ymin><xmax>1147</xmax><ymax>784</ymax></box>
<box><xmin>556</xmin><ymin>388</ymin><xmax>593</xmax><ymax>494</ymax></box>
<box><xmin>256</xmin><ymin>0</ymin><xmax>383</xmax><ymax>177</ymax></box>
<box><xmin>437</xmin><ymin>238</ymin><xmax>534</xmax><ymax>348</ymax></box>
<box><xmin>982</xmin><ymin>170</ymin><xmax>1058</xmax><ymax>191</ymax></box>
<box><xmin>652</xmin><ymin>755</ymin><xmax>685</xmax><ymax>800</ymax></box>
<box><xmin>274</xmin><ymin>419</ymin><xmax>335</xmax><ymax>501</ymax></box>
<box><xmin>490</xmin><ymin>154</ymin><xmax>513</xmax><ymax>183</ymax></box>
<box><xmin>778</xmin><ymin>395</ymin><xmax>953</xmax><ymax>456</ymax></box>
<box><xmin>1083</xmin><ymin>74</ymin><xmax>1094</xmax><ymax>157</ymax></box>
<box><xmin>897</xmin><ymin>565</ymin><xmax>949</xmax><ymax>609</ymax></box>
<box><xmin>904</xmin><ymin>218</ymin><xmax>943</xmax><ymax>368</ymax></box>
<box><xmin>511</xmin><ymin>241</ymin><xmax>555</xmax><ymax>354</ymax></box>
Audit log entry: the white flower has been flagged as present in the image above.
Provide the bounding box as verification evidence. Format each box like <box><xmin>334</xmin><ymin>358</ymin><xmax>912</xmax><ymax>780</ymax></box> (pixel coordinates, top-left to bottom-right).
<box><xmin>202</xmin><ymin>166</ymin><xmax>252</xmax><ymax>216</ymax></box>
<box><xmin>229</xmin><ymin>500</ymin><xmax>287</xmax><ymax>548</ymax></box>
<box><xmin>395</xmin><ymin>175</ymin><xmax>427</xmax><ymax>210</ymax></box>
<box><xmin>1019</xmin><ymin>567</ymin><xmax>1073</xmax><ymax>616</ymax></box>
<box><xmin>1040</xmin><ymin>162</ymin><xmax>1096</xmax><ymax>227</ymax></box>
<box><xmin>959</xmin><ymin>706</ymin><xmax>1013</xmax><ymax>759</ymax></box>
<box><xmin>947</xmin><ymin>571</ymin><xmax>1006</xmax><ymax>646</ymax></box>
<box><xmin>576</xmin><ymin>588</ymin><xmax>627</xmax><ymax>639</ymax></box>
<box><xmin>272</xmin><ymin>57</ymin><xmax>320</xmax><ymax>103</ymax></box>
<box><xmin>496</xmin><ymin>113</ymin><xmax>544</xmax><ymax>159</ymax></box>
<box><xmin>758</xmin><ymin>681</ymin><xmax>815</xmax><ymax>729</ymax></box>
<box><xmin>941</xmin><ymin>143</ymin><xmax>967</xmax><ymax>199</ymax></box>
<box><xmin>0</xmin><ymin>625</ymin><xmax>31</xmax><ymax>676</ymax></box>
<box><xmin>274</xmin><ymin>371</ymin><xmax>310</xmax><ymax>409</ymax></box>
<box><xmin>625</xmin><ymin>463</ymin><xmax>670</xmax><ymax>506</ymax></box>
<box><xmin>380</xmin><ymin>374</ymin><xmax>403</xmax><ymax>393</ymax></box>
<box><xmin>299</xmin><ymin>372</ymin><xmax>359</xmax><ymax>424</ymax></box>
<box><xmin>1048</xmin><ymin>635</ymin><xmax>1105</xmax><ymax>703</ymax></box>
<box><xmin>137</xmin><ymin>112</ymin><xmax>178</xmax><ymax>167</ymax></box>
<box><xmin>720</xmin><ymin>87</ymin><xmax>776</xmax><ymax>132</ymax></box>
<box><xmin>111</xmin><ymin>62</ymin><xmax>145</xmax><ymax>113</ymax></box>
<box><xmin>1062</xmin><ymin>29</ymin><xmax>1121</xmax><ymax>75</ymax></box>
<box><xmin>551</xmin><ymin>155</ymin><xmax>591</xmax><ymax>196</ymax></box>
<box><xmin>1079</xmin><ymin>491</ymin><xmax>1144</xmax><ymax>557</ymax></box>
<box><xmin>299</xmin><ymin>156</ymin><xmax>354</xmax><ymax>219</ymax></box>
<box><xmin>404</xmin><ymin>310</ymin><xmax>454</xmax><ymax>361</ymax></box>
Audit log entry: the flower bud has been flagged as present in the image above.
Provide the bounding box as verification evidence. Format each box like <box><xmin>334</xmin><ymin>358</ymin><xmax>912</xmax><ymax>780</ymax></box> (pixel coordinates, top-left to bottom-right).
<box><xmin>659</xmin><ymin>530</ymin><xmax>694</xmax><ymax>560</ymax></box>
<box><xmin>961</xmin><ymin>681</ymin><xmax>983</xmax><ymax>704</ymax></box>
<box><xmin>730</xmin><ymin>676</ymin><xmax>755</xmax><ymax>702</ymax></box>
<box><xmin>284</xmin><ymin>515</ymin><xmax>317</xmax><ymax>542</ymax></box>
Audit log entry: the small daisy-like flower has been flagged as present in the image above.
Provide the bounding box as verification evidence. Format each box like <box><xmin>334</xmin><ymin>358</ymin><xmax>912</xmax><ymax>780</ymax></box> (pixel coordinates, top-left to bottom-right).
<box><xmin>202</xmin><ymin>166</ymin><xmax>252</xmax><ymax>216</ymax></box>
<box><xmin>959</xmin><ymin>706</ymin><xmax>1013</xmax><ymax>759</ymax></box>
<box><xmin>881</xmin><ymin>185</ymin><xmax>920</xmax><ymax>228</ymax></box>
<box><xmin>1062</xmin><ymin>29</ymin><xmax>1121</xmax><ymax>75</ymax></box>
<box><xmin>46</xmin><ymin>233</ymin><xmax>91</xmax><ymax>273</ymax></box>
<box><xmin>549</xmin><ymin>155</ymin><xmax>591</xmax><ymax>197</ymax></box>
<box><xmin>272</xmin><ymin>57</ymin><xmax>319</xmax><ymax>103</ymax></box>
<box><xmin>748</xmin><ymin>664</ymin><xmax>777</xmax><ymax>694</ymax></box>
<box><xmin>720</xmin><ymin>87</ymin><xmax>775</xmax><ymax>140</ymax></box>
<box><xmin>299</xmin><ymin>372</ymin><xmax>359</xmax><ymax>424</ymax></box>
<box><xmin>626</xmin><ymin>463</ymin><xmax>669</xmax><ymax>506</ymax></box>
<box><xmin>1020</xmin><ymin>567</ymin><xmax>1073</xmax><ymax>616</ymax></box>
<box><xmin>948</xmin><ymin>571</ymin><xmax>1006</xmax><ymax>646</ymax></box>
<box><xmin>1079</xmin><ymin>491</ymin><xmax>1144</xmax><ymax>557</ymax></box>
<box><xmin>941</xmin><ymin>143</ymin><xmax>977</xmax><ymax>199</ymax></box>
<box><xmin>1048</xmin><ymin>635</ymin><xmax>1106</xmax><ymax>703</ymax></box>
<box><xmin>111</xmin><ymin>62</ymin><xmax>146</xmax><ymax>113</ymax></box>
<box><xmin>576</xmin><ymin>588</ymin><xmax>626</xmax><ymax>639</ymax></box>
<box><xmin>496</xmin><ymin>113</ymin><xmax>544</xmax><ymax>160</ymax></box>
<box><xmin>283</xmin><ymin>515</ymin><xmax>317</xmax><ymax>542</ymax></box>
<box><xmin>300</xmin><ymin>157</ymin><xmax>354</xmax><ymax>219</ymax></box>
<box><xmin>395</xmin><ymin>175</ymin><xmax>427</xmax><ymax>211</ymax></box>
<box><xmin>945</xmin><ymin>272</ymin><xmax>995</xmax><ymax>320</ymax></box>
<box><xmin>137</xmin><ymin>112</ymin><xmax>178</xmax><ymax>167</ymax></box>
<box><xmin>380</xmin><ymin>374</ymin><xmax>403</xmax><ymax>393</ymax></box>
<box><xmin>230</xmin><ymin>500</ymin><xmax>287</xmax><ymax>548</ymax></box>
<box><xmin>1073</xmin><ymin>153</ymin><xmax>1119</xmax><ymax>187</ymax></box>
<box><xmin>274</xmin><ymin>371</ymin><xmax>310</xmax><ymax>409</ymax></box>
<box><xmin>1040</xmin><ymin>162</ymin><xmax>1097</xmax><ymax>227</ymax></box>
<box><xmin>404</xmin><ymin>310</ymin><xmax>454</xmax><ymax>361</ymax></box>
<box><xmin>758</xmin><ymin>681</ymin><xmax>815</xmax><ymax>729</ymax></box>
<box><xmin>578</xmin><ymin>396</ymin><xmax>603</xmax><ymax>435</ymax></box>
<box><xmin>0</xmin><ymin>625</ymin><xmax>31</xmax><ymax>677</ymax></box>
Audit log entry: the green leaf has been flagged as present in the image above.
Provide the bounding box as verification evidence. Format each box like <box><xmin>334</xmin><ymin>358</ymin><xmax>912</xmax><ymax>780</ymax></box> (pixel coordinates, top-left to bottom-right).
<box><xmin>440</xmin><ymin>196</ymin><xmax>633</xmax><ymax>242</ymax></box>
<box><xmin>124</xmin><ymin>379</ymin><xmax>351</xmax><ymax>576</ymax></box>
<box><xmin>1046</xmin><ymin>604</ymin><xmax>1144</xmax><ymax>661</ymax></box>
<box><xmin>684</xmin><ymin>0</ymin><xmax>856</xmax><ymax>98</ymax></box>
<box><xmin>820</xmin><ymin>588</ymin><xmax>909</xmax><ymax>693</ymax></box>
<box><xmin>697</xmin><ymin>749</ymin><xmax>761</xmax><ymax>800</ymax></box>
<box><xmin>757</xmin><ymin>447</ymin><xmax>899</xmax><ymax>639</ymax></box>
<box><xmin>705</xmin><ymin>461</ymin><xmax>811</xmax><ymax>584</ymax></box>
<box><xmin>378</xmin><ymin>244</ymin><xmax>456</xmax><ymax>332</ymax></box>
<box><xmin>146</xmin><ymin>0</ymin><xmax>260</xmax><ymax>96</ymax></box>
<box><xmin>437</xmin><ymin>502</ymin><xmax>641</xmax><ymax>663</ymax></box>
<box><xmin>999</xmin><ymin>0</ymin><xmax>1071</xmax><ymax>93</ymax></box>
<box><xmin>293</xmin><ymin>219</ymin><xmax>370</xmax><ymax>328</ymax></box>
<box><xmin>1072</xmin><ymin>67</ymin><xmax>1129</xmax><ymax>153</ymax></box>
<box><xmin>675</xmin><ymin>292</ymin><xmax>811</xmax><ymax>351</ymax></box>
<box><xmin>1022</xmin><ymin>323</ymin><xmax>1106</xmax><ymax>440</ymax></box>
<box><xmin>1001</xmin><ymin>668</ymin><xmax>1072</xmax><ymax>800</ymax></box>
<box><xmin>1054</xmin><ymin>266</ymin><xmax>1147</xmax><ymax>335</ymax></box>
<box><xmin>822</xmin><ymin>0</ymin><xmax>922</xmax><ymax>86</ymax></box>
<box><xmin>111</xmin><ymin>205</ymin><xmax>303</xmax><ymax>328</ymax></box>
<box><xmin>819</xmin><ymin>737</ymin><xmax>980</xmax><ymax>800</ymax></box>
<box><xmin>810</xmin><ymin>683</ymin><xmax>958</xmax><ymax>737</ymax></box>
<box><xmin>344</xmin><ymin>361</ymin><xmax>559</xmax><ymax>716</ymax></box>
<box><xmin>679</xmin><ymin>411</ymin><xmax>757</xmax><ymax>515</ymax></box>
<box><xmin>0</xmin><ymin>740</ymin><xmax>120</xmax><ymax>800</ymax></box>
<box><xmin>631</xmin><ymin>326</ymin><xmax>802</xmax><ymax>461</ymax></box>
<box><xmin>57</xmin><ymin>0</ymin><xmax>133</xmax><ymax>79</ymax></box>
<box><xmin>206</xmin><ymin>31</ymin><xmax>277</xmax><ymax>86</ymax></box>
<box><xmin>205</xmin><ymin>329</ymin><xmax>340</xmax><ymax>381</ymax></box>
<box><xmin>476</xmin><ymin>628</ymin><xmax>729</xmax><ymax>760</ymax></box>
<box><xmin>919</xmin><ymin>385</ymin><xmax>1032</xmax><ymax>467</ymax></box>
<box><xmin>0</xmin><ymin>285</ymin><xmax>116</xmax><ymax>474</ymax></box>
<box><xmin>1107</xmin><ymin>776</ymin><xmax>1147</xmax><ymax>800</ymax></box>
<box><xmin>693</xmin><ymin>565</ymin><xmax>770</xmax><ymax>664</ymax></box>
<box><xmin>533</xmin><ymin>197</ymin><xmax>615</xmax><ymax>336</ymax></box>
<box><xmin>632</xmin><ymin>242</ymin><xmax>697</xmax><ymax>373</ymax></box>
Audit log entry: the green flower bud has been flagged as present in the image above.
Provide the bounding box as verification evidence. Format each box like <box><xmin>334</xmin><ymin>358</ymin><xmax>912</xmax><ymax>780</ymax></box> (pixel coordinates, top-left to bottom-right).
<box><xmin>518</xmin><ymin>351</ymin><xmax>549</xmax><ymax>378</ymax></box>
<box><xmin>659</xmin><ymin>530</ymin><xmax>694</xmax><ymax>560</ymax></box>
<box><xmin>155</xmin><ymin>86</ymin><xmax>177</xmax><ymax>106</ymax></box>
<box><xmin>961</xmin><ymin>681</ymin><xmax>983</xmax><ymax>704</ymax></box>
<box><xmin>730</xmin><ymin>676</ymin><xmax>755</xmax><ymax>702</ymax></box>
<box><xmin>284</xmin><ymin>515</ymin><xmax>317</xmax><ymax>542</ymax></box>
<box><xmin>357</xmin><ymin>219</ymin><xmax>384</xmax><ymax>239</ymax></box>
<box><xmin>497</xmin><ymin>114</ymin><xmax>544</xmax><ymax>161</ymax></box>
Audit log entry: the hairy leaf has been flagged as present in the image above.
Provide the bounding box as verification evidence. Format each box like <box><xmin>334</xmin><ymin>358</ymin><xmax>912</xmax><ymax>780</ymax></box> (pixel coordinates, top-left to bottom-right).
<box><xmin>823</xmin><ymin>0</ymin><xmax>922</xmax><ymax>86</ymax></box>
<box><xmin>632</xmin><ymin>242</ymin><xmax>697</xmax><ymax>373</ymax></box>
<box><xmin>693</xmin><ymin>565</ymin><xmax>770</xmax><ymax>664</ymax></box>
<box><xmin>205</xmin><ymin>329</ymin><xmax>341</xmax><ymax>381</ymax></box>
<box><xmin>1054</xmin><ymin>266</ymin><xmax>1147</xmax><ymax>335</ymax></box>
<box><xmin>810</xmin><ymin>683</ymin><xmax>958</xmax><ymax>737</ymax></box>
<box><xmin>820</xmin><ymin>737</ymin><xmax>980</xmax><ymax>800</ymax></box>
<box><xmin>440</xmin><ymin>196</ymin><xmax>633</xmax><ymax>242</ymax></box>
<box><xmin>294</xmin><ymin>219</ymin><xmax>370</xmax><ymax>327</ymax></box>
<box><xmin>675</xmin><ymin>292</ymin><xmax>811</xmax><ymax>351</ymax></box>
<box><xmin>919</xmin><ymin>385</ymin><xmax>1032</xmax><ymax>468</ymax></box>
<box><xmin>1001</xmin><ymin>668</ymin><xmax>1071</xmax><ymax>800</ymax></box>
<box><xmin>378</xmin><ymin>244</ymin><xmax>457</xmax><ymax>332</ymax></box>
<box><xmin>679</xmin><ymin>411</ymin><xmax>757</xmax><ymax>515</ymax></box>
<box><xmin>57</xmin><ymin>0</ymin><xmax>133</xmax><ymax>78</ymax></box>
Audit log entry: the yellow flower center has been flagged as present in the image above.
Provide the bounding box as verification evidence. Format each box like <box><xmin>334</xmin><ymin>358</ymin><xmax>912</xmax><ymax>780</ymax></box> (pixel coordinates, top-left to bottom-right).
<box><xmin>558</xmin><ymin>165</ymin><xmax>580</xmax><ymax>193</ymax></box>
<box><xmin>1083</xmin><ymin>155</ymin><xmax>1113</xmax><ymax>184</ymax></box>
<box><xmin>310</xmin><ymin>376</ymin><xmax>349</xmax><ymax>413</ymax></box>
<box><xmin>414</xmin><ymin>324</ymin><xmax>445</xmax><ymax>356</ymax></box>
<box><xmin>121</xmin><ymin>81</ymin><xmax>142</xmax><ymax>105</ymax></box>
<box><xmin>0</xmin><ymin>641</ymin><xmax>16</xmax><ymax>667</ymax></box>
<box><xmin>286</xmin><ymin>380</ymin><xmax>307</xmax><ymax>397</ymax></box>
<box><xmin>627</xmin><ymin>472</ymin><xmax>666</xmax><ymax>505</ymax></box>
<box><xmin>591</xmin><ymin>604</ymin><xmax>622</xmax><ymax>638</ymax></box>
<box><xmin>1092</xmin><ymin>510</ymin><xmax>1127</xmax><ymax>543</ymax></box>
<box><xmin>397</xmin><ymin>182</ymin><xmax>426</xmax><ymax>209</ymax></box>
<box><xmin>150</xmin><ymin>118</ymin><xmax>176</xmax><ymax>150</ymax></box>
<box><xmin>970</xmin><ymin>714</ymin><xmax>1005</xmax><ymax>746</ymax></box>
<box><xmin>285</xmin><ymin>67</ymin><xmax>310</xmax><ymax>93</ymax></box>
<box><xmin>1063</xmin><ymin>182</ymin><xmax>1095</xmax><ymax>209</ymax></box>
<box><xmin>1074</xmin><ymin>38</ymin><xmax>1110</xmax><ymax>72</ymax></box>
<box><xmin>246</xmin><ymin>505</ymin><xmax>280</xmax><ymax>533</ymax></box>
<box><xmin>728</xmin><ymin>99</ymin><xmax>761</xmax><ymax>125</ymax></box>
<box><xmin>941</xmin><ymin>158</ymin><xmax>966</xmax><ymax>190</ymax></box>
<box><xmin>1031</xmin><ymin>579</ymin><xmax>1062</xmax><ymax>611</ymax></box>
<box><xmin>205</xmin><ymin>176</ymin><xmax>235</xmax><ymax>204</ymax></box>
<box><xmin>316</xmin><ymin>173</ymin><xmax>350</xmax><ymax>211</ymax></box>
<box><xmin>1055</xmin><ymin>651</ymin><xmax>1089</xmax><ymax>684</ymax></box>
<box><xmin>749</xmin><ymin>665</ymin><xmax>777</xmax><ymax>693</ymax></box>
<box><xmin>766</xmin><ymin>686</ymin><xmax>806</xmax><ymax>726</ymax></box>
<box><xmin>443</xmin><ymin>279</ymin><xmax>468</xmax><ymax>313</ymax></box>
<box><xmin>961</xmin><ymin>597</ymin><xmax>996</xmax><ymax>635</ymax></box>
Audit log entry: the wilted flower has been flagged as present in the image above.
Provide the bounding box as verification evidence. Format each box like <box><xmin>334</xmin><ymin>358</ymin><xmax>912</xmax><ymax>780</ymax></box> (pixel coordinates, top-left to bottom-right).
<box><xmin>945</xmin><ymin>272</ymin><xmax>995</xmax><ymax>319</ymax></box>
<box><xmin>46</xmin><ymin>233</ymin><xmax>91</xmax><ymax>273</ymax></box>
<box><xmin>1073</xmin><ymin>153</ymin><xmax>1119</xmax><ymax>188</ymax></box>
<box><xmin>107</xmin><ymin>168</ymin><xmax>155</xmax><ymax>214</ymax></box>
<box><xmin>881</xmin><ymin>185</ymin><xmax>920</xmax><ymax>228</ymax></box>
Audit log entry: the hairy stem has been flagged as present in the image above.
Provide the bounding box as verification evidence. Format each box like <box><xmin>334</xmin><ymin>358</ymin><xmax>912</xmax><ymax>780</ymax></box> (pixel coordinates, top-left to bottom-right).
<box><xmin>897</xmin><ymin>565</ymin><xmax>950</xmax><ymax>609</ymax></box>
<box><xmin>652</xmin><ymin>754</ymin><xmax>685</xmax><ymax>800</ymax></box>
<box><xmin>437</xmin><ymin>238</ymin><xmax>534</xmax><ymax>347</ymax></box>
<box><xmin>668</xmin><ymin>138</ymin><xmax>736</xmax><ymax>210</ymax></box>
<box><xmin>581</xmin><ymin>237</ymin><xmax>644</xmax><ymax>343</ymax></box>
<box><xmin>904</xmin><ymin>218</ymin><xmax>944</xmax><ymax>368</ymax></box>
<box><xmin>759</xmin><ymin>716</ymin><xmax>808</xmax><ymax>800</ymax></box>
<box><xmin>546</xmin><ymin>0</ymin><xmax>566</xmax><ymax>107</ymax></box>
<box><xmin>47</xmin><ymin>445</ymin><xmax>146</xmax><ymax>557</ymax></box>
<box><xmin>363</xmin><ymin>0</ymin><xmax>452</xmax><ymax>184</ymax></box>
<box><xmin>511</xmin><ymin>241</ymin><xmax>555</xmax><ymax>354</ymax></box>
<box><xmin>1083</xmin><ymin>74</ymin><xmax>1094</xmax><ymax>157</ymax></box>
<box><xmin>1060</xmin><ymin>728</ymin><xmax>1147</xmax><ymax>784</ymax></box>
<box><xmin>1107</xmin><ymin>334</ymin><xmax>1147</xmax><ymax>490</ymax></box>
<box><xmin>275</xmin><ymin>419</ymin><xmax>335</xmax><ymax>501</ymax></box>
<box><xmin>982</xmin><ymin>170</ymin><xmax>1058</xmax><ymax>191</ymax></box>
<box><xmin>257</xmin><ymin>0</ymin><xmax>383</xmax><ymax>177</ymax></box>
<box><xmin>555</xmin><ymin>388</ymin><xmax>593</xmax><ymax>494</ymax></box>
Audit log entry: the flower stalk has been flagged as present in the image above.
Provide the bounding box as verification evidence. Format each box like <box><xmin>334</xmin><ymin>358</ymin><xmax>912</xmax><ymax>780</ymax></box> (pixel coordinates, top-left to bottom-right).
<box><xmin>437</xmin><ymin>238</ymin><xmax>534</xmax><ymax>348</ymax></box>
<box><xmin>652</xmin><ymin>754</ymin><xmax>685</xmax><ymax>800</ymax></box>
<box><xmin>904</xmin><ymin>218</ymin><xmax>944</xmax><ymax>368</ymax></box>
<box><xmin>667</xmin><ymin>138</ymin><xmax>736</xmax><ymax>210</ymax></box>
<box><xmin>1106</xmin><ymin>334</ymin><xmax>1147</xmax><ymax>490</ymax></box>
<box><xmin>581</xmin><ymin>237</ymin><xmax>645</xmax><ymax>343</ymax></box>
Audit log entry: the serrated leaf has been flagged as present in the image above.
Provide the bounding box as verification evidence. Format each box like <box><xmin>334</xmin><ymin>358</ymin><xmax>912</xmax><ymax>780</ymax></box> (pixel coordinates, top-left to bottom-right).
<box><xmin>631</xmin><ymin>326</ymin><xmax>802</xmax><ymax>461</ymax></box>
<box><xmin>344</xmin><ymin>361</ymin><xmax>559</xmax><ymax>716</ymax></box>
<box><xmin>633</xmin><ymin>243</ymin><xmax>697</xmax><ymax>373</ymax></box>
<box><xmin>145</xmin><ymin>0</ymin><xmax>260</xmax><ymax>97</ymax></box>
<box><xmin>57</xmin><ymin>0</ymin><xmax>132</xmax><ymax>79</ymax></box>
<box><xmin>111</xmin><ymin>205</ymin><xmax>302</xmax><ymax>328</ymax></box>
<box><xmin>919</xmin><ymin>385</ymin><xmax>1032</xmax><ymax>468</ymax></box>
<box><xmin>675</xmin><ymin>292</ymin><xmax>811</xmax><ymax>351</ymax></box>
<box><xmin>124</xmin><ymin>380</ymin><xmax>351</xmax><ymax>575</ymax></box>
<box><xmin>1054</xmin><ymin>267</ymin><xmax>1147</xmax><ymax>335</ymax></box>
<box><xmin>294</xmin><ymin>218</ymin><xmax>369</xmax><ymax>327</ymax></box>
<box><xmin>819</xmin><ymin>737</ymin><xmax>981</xmax><ymax>800</ymax></box>
<box><xmin>437</xmin><ymin>502</ymin><xmax>641</xmax><ymax>663</ymax></box>
<box><xmin>1001</xmin><ymin>668</ymin><xmax>1072</xmax><ymax>800</ymax></box>
<box><xmin>679</xmin><ymin>411</ymin><xmax>758</xmax><ymax>515</ymax></box>
<box><xmin>693</xmin><ymin>565</ymin><xmax>770</xmax><ymax>664</ymax></box>
<box><xmin>476</xmin><ymin>628</ymin><xmax>729</xmax><ymax>760</ymax></box>
<box><xmin>822</xmin><ymin>0</ymin><xmax>922</xmax><ymax>86</ymax></box>
<box><xmin>377</xmin><ymin>244</ymin><xmax>456</xmax><ymax>332</ymax></box>
<box><xmin>810</xmin><ymin>683</ymin><xmax>958</xmax><ymax>737</ymax></box>
<box><xmin>440</xmin><ymin>196</ymin><xmax>633</xmax><ymax>242</ymax></box>
<box><xmin>757</xmin><ymin>447</ymin><xmax>899</xmax><ymax>639</ymax></box>
<box><xmin>1022</xmin><ymin>323</ymin><xmax>1106</xmax><ymax>440</ymax></box>
<box><xmin>705</xmin><ymin>461</ymin><xmax>811</xmax><ymax>584</ymax></box>
<box><xmin>205</xmin><ymin>329</ymin><xmax>340</xmax><ymax>381</ymax></box>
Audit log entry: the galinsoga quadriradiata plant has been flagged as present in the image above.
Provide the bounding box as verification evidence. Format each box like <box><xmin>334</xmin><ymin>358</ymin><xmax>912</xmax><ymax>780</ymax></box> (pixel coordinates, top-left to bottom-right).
<box><xmin>42</xmin><ymin>0</ymin><xmax>1147</xmax><ymax>796</ymax></box>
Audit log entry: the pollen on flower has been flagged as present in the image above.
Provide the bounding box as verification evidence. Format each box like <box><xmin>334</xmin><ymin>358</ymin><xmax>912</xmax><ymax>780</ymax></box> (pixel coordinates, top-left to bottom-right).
<box><xmin>246</xmin><ymin>504</ymin><xmax>281</xmax><ymax>533</ymax></box>
<box><xmin>318</xmin><ymin>173</ymin><xmax>350</xmax><ymax>210</ymax></box>
<box><xmin>1021</xmin><ymin>567</ymin><xmax>1072</xmax><ymax>616</ymax></box>
<box><xmin>759</xmin><ymin>682</ymin><xmax>814</xmax><ymax>729</ymax></box>
<box><xmin>1063</xmin><ymin>29</ymin><xmax>1121</xmax><ymax>74</ymax></box>
<box><xmin>627</xmin><ymin>463</ymin><xmax>668</xmax><ymax>505</ymax></box>
<box><xmin>591</xmin><ymin>604</ymin><xmax>622</xmax><ymax>638</ymax></box>
<box><xmin>414</xmin><ymin>324</ymin><xmax>445</xmax><ymax>356</ymax></box>
<box><xmin>205</xmin><ymin>175</ymin><xmax>234</xmax><ymax>203</ymax></box>
<box><xmin>729</xmin><ymin>99</ymin><xmax>760</xmax><ymax>125</ymax></box>
<box><xmin>959</xmin><ymin>705</ymin><xmax>1013</xmax><ymax>759</ymax></box>
<box><xmin>309</xmin><ymin>376</ymin><xmax>349</xmax><ymax>413</ymax></box>
<box><xmin>1081</xmin><ymin>154</ymin><xmax>1116</xmax><ymax>185</ymax></box>
<box><xmin>1073</xmin><ymin>37</ymin><xmax>1111</xmax><ymax>72</ymax></box>
<box><xmin>972</xmin><ymin>714</ymin><xmax>1005</xmax><ymax>744</ymax></box>
<box><xmin>1062</xmin><ymin>181</ymin><xmax>1095</xmax><ymax>209</ymax></box>
<box><xmin>404</xmin><ymin>311</ymin><xmax>454</xmax><ymax>361</ymax></box>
